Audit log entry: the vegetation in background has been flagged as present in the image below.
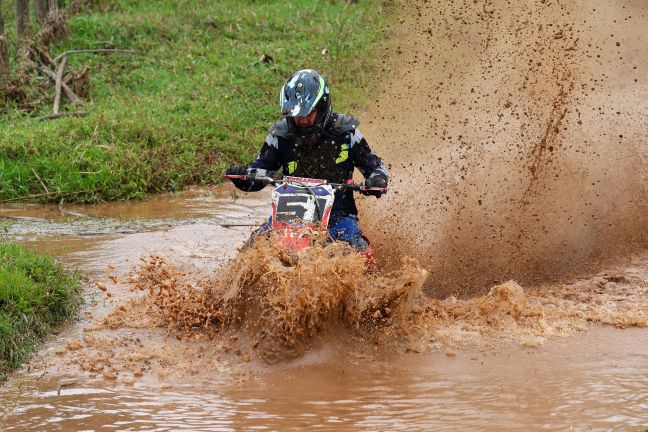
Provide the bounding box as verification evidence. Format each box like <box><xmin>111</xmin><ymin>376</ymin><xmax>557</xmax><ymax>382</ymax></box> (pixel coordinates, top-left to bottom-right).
<box><xmin>0</xmin><ymin>0</ymin><xmax>387</xmax><ymax>203</ymax></box>
<box><xmin>0</xmin><ymin>243</ymin><xmax>81</xmax><ymax>381</ymax></box>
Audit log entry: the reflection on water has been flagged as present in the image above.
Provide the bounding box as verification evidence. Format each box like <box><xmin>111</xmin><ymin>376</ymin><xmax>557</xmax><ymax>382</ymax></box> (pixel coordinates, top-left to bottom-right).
<box><xmin>0</xmin><ymin>186</ymin><xmax>262</xmax><ymax>242</ymax></box>
<box><xmin>2</xmin><ymin>327</ymin><xmax>647</xmax><ymax>431</ymax></box>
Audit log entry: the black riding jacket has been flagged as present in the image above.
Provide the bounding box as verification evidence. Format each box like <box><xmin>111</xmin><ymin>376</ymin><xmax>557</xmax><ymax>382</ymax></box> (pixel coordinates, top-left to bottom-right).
<box><xmin>232</xmin><ymin>113</ymin><xmax>389</xmax><ymax>216</ymax></box>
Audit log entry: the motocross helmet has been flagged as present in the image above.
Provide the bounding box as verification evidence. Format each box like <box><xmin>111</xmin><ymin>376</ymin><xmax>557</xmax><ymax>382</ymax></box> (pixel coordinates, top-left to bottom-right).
<box><xmin>279</xmin><ymin>69</ymin><xmax>332</xmax><ymax>135</ymax></box>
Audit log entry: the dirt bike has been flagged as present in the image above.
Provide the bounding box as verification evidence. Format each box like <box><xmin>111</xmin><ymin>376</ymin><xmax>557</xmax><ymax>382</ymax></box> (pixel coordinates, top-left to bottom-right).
<box><xmin>223</xmin><ymin>169</ymin><xmax>406</xmax><ymax>363</ymax></box>
<box><xmin>223</xmin><ymin>168</ymin><xmax>387</xmax><ymax>264</ymax></box>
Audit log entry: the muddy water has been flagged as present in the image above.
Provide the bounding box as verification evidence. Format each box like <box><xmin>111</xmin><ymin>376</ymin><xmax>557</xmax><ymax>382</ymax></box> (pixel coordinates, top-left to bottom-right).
<box><xmin>0</xmin><ymin>185</ymin><xmax>647</xmax><ymax>430</ymax></box>
<box><xmin>2</xmin><ymin>327</ymin><xmax>648</xmax><ymax>431</ymax></box>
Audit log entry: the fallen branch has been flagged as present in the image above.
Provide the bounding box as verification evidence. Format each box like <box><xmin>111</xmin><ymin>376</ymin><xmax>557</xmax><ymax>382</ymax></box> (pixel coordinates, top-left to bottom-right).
<box><xmin>57</xmin><ymin>379</ymin><xmax>78</xmax><ymax>396</ymax></box>
<box><xmin>53</xmin><ymin>55</ymin><xmax>68</xmax><ymax>114</ymax></box>
<box><xmin>32</xmin><ymin>45</ymin><xmax>58</xmax><ymax>70</ymax></box>
<box><xmin>36</xmin><ymin>111</ymin><xmax>88</xmax><ymax>121</ymax></box>
<box><xmin>54</xmin><ymin>48</ymin><xmax>136</xmax><ymax>63</ymax></box>
<box><xmin>37</xmin><ymin>62</ymin><xmax>81</xmax><ymax>105</ymax></box>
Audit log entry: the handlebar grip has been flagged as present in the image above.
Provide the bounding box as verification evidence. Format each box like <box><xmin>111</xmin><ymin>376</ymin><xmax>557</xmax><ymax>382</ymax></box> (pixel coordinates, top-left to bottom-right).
<box><xmin>223</xmin><ymin>173</ymin><xmax>277</xmax><ymax>186</ymax></box>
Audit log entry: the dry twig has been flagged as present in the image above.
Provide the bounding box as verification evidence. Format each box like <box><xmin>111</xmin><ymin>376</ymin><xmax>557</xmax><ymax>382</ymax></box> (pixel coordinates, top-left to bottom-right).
<box><xmin>33</xmin><ymin>45</ymin><xmax>58</xmax><ymax>70</ymax></box>
<box><xmin>53</xmin><ymin>55</ymin><xmax>68</xmax><ymax>114</ymax></box>
<box><xmin>31</xmin><ymin>167</ymin><xmax>49</xmax><ymax>193</ymax></box>
<box><xmin>37</xmin><ymin>62</ymin><xmax>81</xmax><ymax>104</ymax></box>
<box><xmin>36</xmin><ymin>111</ymin><xmax>88</xmax><ymax>121</ymax></box>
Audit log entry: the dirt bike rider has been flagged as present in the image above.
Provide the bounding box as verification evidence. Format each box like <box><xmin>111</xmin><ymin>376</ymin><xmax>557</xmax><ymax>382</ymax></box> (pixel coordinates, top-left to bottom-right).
<box><xmin>224</xmin><ymin>69</ymin><xmax>388</xmax><ymax>251</ymax></box>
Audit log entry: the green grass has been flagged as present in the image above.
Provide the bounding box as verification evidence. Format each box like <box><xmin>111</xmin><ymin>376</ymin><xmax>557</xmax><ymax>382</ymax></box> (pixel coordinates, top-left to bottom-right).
<box><xmin>0</xmin><ymin>242</ymin><xmax>82</xmax><ymax>381</ymax></box>
<box><xmin>0</xmin><ymin>0</ymin><xmax>388</xmax><ymax>202</ymax></box>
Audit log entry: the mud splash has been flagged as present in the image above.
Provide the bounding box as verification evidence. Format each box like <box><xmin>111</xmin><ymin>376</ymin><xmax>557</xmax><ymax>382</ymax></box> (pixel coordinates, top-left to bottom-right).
<box><xmin>417</xmin><ymin>275</ymin><xmax>647</xmax><ymax>350</ymax></box>
<box><xmin>100</xmin><ymin>237</ymin><xmax>429</xmax><ymax>364</ymax></box>
<box><xmin>361</xmin><ymin>0</ymin><xmax>648</xmax><ymax>296</ymax></box>
<box><xmin>56</xmin><ymin>241</ymin><xmax>646</xmax><ymax>379</ymax></box>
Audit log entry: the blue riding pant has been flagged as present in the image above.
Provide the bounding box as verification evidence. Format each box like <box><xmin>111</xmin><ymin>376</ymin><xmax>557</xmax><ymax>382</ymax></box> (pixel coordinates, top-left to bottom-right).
<box><xmin>248</xmin><ymin>213</ymin><xmax>369</xmax><ymax>250</ymax></box>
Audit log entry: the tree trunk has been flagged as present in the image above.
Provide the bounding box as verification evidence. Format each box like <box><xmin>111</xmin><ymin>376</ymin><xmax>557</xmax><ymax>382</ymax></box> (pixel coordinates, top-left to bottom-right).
<box><xmin>48</xmin><ymin>0</ymin><xmax>59</xmax><ymax>12</ymax></box>
<box><xmin>16</xmin><ymin>0</ymin><xmax>31</xmax><ymax>42</ymax></box>
<box><xmin>0</xmin><ymin>0</ymin><xmax>9</xmax><ymax>78</ymax></box>
<box><xmin>0</xmin><ymin>0</ymin><xmax>4</xmax><ymax>35</ymax></box>
<box><xmin>0</xmin><ymin>35</ymin><xmax>7</xmax><ymax>79</ymax></box>
<box><xmin>34</xmin><ymin>0</ymin><xmax>49</xmax><ymax>24</ymax></box>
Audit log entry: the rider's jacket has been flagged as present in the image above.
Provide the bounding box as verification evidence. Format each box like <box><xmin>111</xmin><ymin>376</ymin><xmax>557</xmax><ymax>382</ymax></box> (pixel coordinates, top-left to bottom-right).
<box><xmin>232</xmin><ymin>113</ymin><xmax>389</xmax><ymax>216</ymax></box>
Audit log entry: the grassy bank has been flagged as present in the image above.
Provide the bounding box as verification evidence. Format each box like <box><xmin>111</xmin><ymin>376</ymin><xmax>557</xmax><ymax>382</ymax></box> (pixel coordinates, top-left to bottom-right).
<box><xmin>0</xmin><ymin>243</ymin><xmax>81</xmax><ymax>381</ymax></box>
<box><xmin>0</xmin><ymin>0</ymin><xmax>387</xmax><ymax>203</ymax></box>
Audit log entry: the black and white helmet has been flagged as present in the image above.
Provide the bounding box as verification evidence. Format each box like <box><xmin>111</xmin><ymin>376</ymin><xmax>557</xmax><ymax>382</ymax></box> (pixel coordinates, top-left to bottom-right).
<box><xmin>279</xmin><ymin>69</ymin><xmax>332</xmax><ymax>135</ymax></box>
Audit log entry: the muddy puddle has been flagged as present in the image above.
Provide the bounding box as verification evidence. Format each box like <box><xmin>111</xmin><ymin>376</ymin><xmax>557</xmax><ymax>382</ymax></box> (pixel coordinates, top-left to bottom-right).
<box><xmin>2</xmin><ymin>327</ymin><xmax>647</xmax><ymax>431</ymax></box>
<box><xmin>0</xmin><ymin>184</ymin><xmax>647</xmax><ymax>430</ymax></box>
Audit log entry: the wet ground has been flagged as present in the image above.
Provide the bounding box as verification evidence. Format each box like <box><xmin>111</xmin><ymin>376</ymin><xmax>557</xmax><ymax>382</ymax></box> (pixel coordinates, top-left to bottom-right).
<box><xmin>1</xmin><ymin>185</ymin><xmax>647</xmax><ymax>431</ymax></box>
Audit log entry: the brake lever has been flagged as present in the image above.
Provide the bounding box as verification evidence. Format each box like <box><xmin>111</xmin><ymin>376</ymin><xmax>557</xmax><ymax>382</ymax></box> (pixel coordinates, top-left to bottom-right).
<box><xmin>364</xmin><ymin>187</ymin><xmax>388</xmax><ymax>193</ymax></box>
<box><xmin>359</xmin><ymin>187</ymin><xmax>387</xmax><ymax>198</ymax></box>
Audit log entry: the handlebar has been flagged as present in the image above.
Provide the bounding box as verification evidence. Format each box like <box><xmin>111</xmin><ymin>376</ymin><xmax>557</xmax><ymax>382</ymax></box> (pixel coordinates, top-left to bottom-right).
<box><xmin>223</xmin><ymin>169</ymin><xmax>387</xmax><ymax>194</ymax></box>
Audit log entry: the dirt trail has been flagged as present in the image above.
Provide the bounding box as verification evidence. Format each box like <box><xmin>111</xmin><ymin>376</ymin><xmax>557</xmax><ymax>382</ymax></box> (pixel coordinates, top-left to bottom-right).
<box><xmin>360</xmin><ymin>0</ymin><xmax>648</xmax><ymax>296</ymax></box>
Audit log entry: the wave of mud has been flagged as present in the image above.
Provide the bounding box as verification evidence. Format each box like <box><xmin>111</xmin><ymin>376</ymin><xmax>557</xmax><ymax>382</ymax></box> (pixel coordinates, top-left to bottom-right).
<box><xmin>57</xmin><ymin>243</ymin><xmax>646</xmax><ymax>380</ymax></box>
<box><xmin>101</xmin><ymin>238</ymin><xmax>429</xmax><ymax>364</ymax></box>
<box><xmin>419</xmin><ymin>275</ymin><xmax>647</xmax><ymax>351</ymax></box>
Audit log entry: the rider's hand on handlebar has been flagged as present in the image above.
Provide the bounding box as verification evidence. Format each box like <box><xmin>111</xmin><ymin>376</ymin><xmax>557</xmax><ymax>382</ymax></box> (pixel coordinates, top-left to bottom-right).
<box><xmin>362</xmin><ymin>175</ymin><xmax>387</xmax><ymax>198</ymax></box>
<box><xmin>365</xmin><ymin>176</ymin><xmax>387</xmax><ymax>189</ymax></box>
<box><xmin>224</xmin><ymin>165</ymin><xmax>248</xmax><ymax>177</ymax></box>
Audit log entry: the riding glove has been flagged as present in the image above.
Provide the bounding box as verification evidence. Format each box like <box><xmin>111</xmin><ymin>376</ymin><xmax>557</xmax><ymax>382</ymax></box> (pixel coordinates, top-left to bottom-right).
<box><xmin>225</xmin><ymin>165</ymin><xmax>248</xmax><ymax>177</ymax></box>
<box><xmin>365</xmin><ymin>176</ymin><xmax>388</xmax><ymax>189</ymax></box>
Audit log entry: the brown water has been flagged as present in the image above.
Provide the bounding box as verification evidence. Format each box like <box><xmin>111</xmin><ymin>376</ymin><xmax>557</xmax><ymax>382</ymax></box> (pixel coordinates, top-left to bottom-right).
<box><xmin>1</xmin><ymin>185</ymin><xmax>647</xmax><ymax>430</ymax></box>
<box><xmin>2</xmin><ymin>327</ymin><xmax>648</xmax><ymax>431</ymax></box>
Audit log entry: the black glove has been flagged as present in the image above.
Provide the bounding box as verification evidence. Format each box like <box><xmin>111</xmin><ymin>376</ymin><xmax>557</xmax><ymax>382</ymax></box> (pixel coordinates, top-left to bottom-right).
<box><xmin>224</xmin><ymin>165</ymin><xmax>248</xmax><ymax>177</ymax></box>
<box><xmin>362</xmin><ymin>176</ymin><xmax>388</xmax><ymax>197</ymax></box>
<box><xmin>365</xmin><ymin>176</ymin><xmax>388</xmax><ymax>189</ymax></box>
